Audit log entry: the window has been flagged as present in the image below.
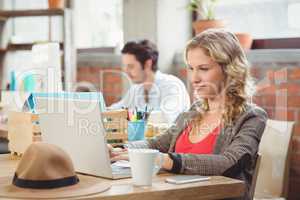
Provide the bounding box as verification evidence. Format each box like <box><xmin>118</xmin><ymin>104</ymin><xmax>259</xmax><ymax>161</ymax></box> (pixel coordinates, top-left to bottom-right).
<box><xmin>215</xmin><ymin>0</ymin><xmax>300</xmax><ymax>39</ymax></box>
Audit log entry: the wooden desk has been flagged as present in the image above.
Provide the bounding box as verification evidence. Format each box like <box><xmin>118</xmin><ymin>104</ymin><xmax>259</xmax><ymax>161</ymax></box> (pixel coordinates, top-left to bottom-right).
<box><xmin>0</xmin><ymin>154</ymin><xmax>245</xmax><ymax>200</ymax></box>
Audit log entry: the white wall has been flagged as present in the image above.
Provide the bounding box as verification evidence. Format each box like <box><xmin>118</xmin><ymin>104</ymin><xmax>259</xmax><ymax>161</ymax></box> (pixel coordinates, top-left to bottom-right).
<box><xmin>123</xmin><ymin>0</ymin><xmax>192</xmax><ymax>73</ymax></box>
<box><xmin>73</xmin><ymin>0</ymin><xmax>123</xmax><ymax>48</ymax></box>
<box><xmin>157</xmin><ymin>0</ymin><xmax>191</xmax><ymax>73</ymax></box>
<box><xmin>123</xmin><ymin>0</ymin><xmax>157</xmax><ymax>43</ymax></box>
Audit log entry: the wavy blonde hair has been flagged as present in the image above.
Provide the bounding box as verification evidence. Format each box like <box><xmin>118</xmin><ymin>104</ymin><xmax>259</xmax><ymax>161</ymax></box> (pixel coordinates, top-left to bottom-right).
<box><xmin>184</xmin><ymin>29</ymin><xmax>254</xmax><ymax>125</ymax></box>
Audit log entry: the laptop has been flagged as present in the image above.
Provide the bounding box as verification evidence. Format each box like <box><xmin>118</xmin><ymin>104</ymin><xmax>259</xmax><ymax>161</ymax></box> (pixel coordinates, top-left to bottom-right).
<box><xmin>35</xmin><ymin>97</ymin><xmax>131</xmax><ymax>179</ymax></box>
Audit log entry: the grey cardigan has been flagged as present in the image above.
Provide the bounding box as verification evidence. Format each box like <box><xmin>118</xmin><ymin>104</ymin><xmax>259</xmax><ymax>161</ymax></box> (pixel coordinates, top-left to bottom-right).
<box><xmin>128</xmin><ymin>103</ymin><xmax>267</xmax><ymax>200</ymax></box>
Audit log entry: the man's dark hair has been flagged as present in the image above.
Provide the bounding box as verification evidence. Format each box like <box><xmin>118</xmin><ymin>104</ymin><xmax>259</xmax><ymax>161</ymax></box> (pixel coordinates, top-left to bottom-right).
<box><xmin>121</xmin><ymin>39</ymin><xmax>159</xmax><ymax>71</ymax></box>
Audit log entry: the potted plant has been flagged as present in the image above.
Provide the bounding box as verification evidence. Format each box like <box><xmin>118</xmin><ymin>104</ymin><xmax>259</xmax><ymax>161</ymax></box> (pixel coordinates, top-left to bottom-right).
<box><xmin>188</xmin><ymin>0</ymin><xmax>225</xmax><ymax>34</ymax></box>
<box><xmin>235</xmin><ymin>32</ymin><xmax>253</xmax><ymax>50</ymax></box>
<box><xmin>48</xmin><ymin>0</ymin><xmax>65</xmax><ymax>9</ymax></box>
<box><xmin>188</xmin><ymin>0</ymin><xmax>253</xmax><ymax>50</ymax></box>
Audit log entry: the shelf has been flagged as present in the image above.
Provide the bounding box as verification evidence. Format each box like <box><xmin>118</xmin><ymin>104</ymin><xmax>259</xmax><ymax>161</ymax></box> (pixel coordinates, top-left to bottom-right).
<box><xmin>6</xmin><ymin>42</ymin><xmax>63</xmax><ymax>51</ymax></box>
<box><xmin>0</xmin><ymin>9</ymin><xmax>64</xmax><ymax>18</ymax></box>
<box><xmin>0</xmin><ymin>8</ymin><xmax>75</xmax><ymax>90</ymax></box>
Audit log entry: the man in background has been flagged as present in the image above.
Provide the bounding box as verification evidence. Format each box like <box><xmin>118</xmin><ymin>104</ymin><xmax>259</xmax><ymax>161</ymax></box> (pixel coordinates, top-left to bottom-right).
<box><xmin>109</xmin><ymin>40</ymin><xmax>190</xmax><ymax>124</ymax></box>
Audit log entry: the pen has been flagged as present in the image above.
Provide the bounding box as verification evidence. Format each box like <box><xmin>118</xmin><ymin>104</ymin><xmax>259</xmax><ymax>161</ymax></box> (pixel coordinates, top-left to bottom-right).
<box><xmin>143</xmin><ymin>105</ymin><xmax>148</xmax><ymax>120</ymax></box>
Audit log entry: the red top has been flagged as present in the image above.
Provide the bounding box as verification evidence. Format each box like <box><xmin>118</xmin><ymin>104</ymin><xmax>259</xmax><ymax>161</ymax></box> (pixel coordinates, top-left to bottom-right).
<box><xmin>175</xmin><ymin>124</ymin><xmax>220</xmax><ymax>154</ymax></box>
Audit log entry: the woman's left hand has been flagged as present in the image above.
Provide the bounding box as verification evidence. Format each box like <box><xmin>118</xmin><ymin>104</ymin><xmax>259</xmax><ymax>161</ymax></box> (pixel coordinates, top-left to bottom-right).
<box><xmin>110</xmin><ymin>149</ymin><xmax>174</xmax><ymax>171</ymax></box>
<box><xmin>160</xmin><ymin>153</ymin><xmax>174</xmax><ymax>170</ymax></box>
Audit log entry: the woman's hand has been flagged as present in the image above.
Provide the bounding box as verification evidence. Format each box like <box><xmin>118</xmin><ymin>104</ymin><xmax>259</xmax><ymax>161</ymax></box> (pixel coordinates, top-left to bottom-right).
<box><xmin>107</xmin><ymin>144</ymin><xmax>129</xmax><ymax>162</ymax></box>
<box><xmin>160</xmin><ymin>153</ymin><xmax>174</xmax><ymax>170</ymax></box>
<box><xmin>107</xmin><ymin>144</ymin><xmax>174</xmax><ymax>170</ymax></box>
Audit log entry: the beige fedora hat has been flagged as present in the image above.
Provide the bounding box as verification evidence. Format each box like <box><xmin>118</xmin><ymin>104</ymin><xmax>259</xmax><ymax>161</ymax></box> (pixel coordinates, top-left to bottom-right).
<box><xmin>0</xmin><ymin>142</ymin><xmax>111</xmax><ymax>199</ymax></box>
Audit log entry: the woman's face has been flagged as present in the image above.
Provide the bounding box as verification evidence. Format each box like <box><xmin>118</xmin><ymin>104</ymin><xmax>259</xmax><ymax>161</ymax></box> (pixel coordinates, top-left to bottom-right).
<box><xmin>186</xmin><ymin>47</ymin><xmax>226</xmax><ymax>100</ymax></box>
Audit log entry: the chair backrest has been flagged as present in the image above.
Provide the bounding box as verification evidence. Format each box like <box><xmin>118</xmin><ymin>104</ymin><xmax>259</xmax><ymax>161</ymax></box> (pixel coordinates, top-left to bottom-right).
<box><xmin>249</xmin><ymin>153</ymin><xmax>261</xmax><ymax>199</ymax></box>
<box><xmin>254</xmin><ymin>119</ymin><xmax>294</xmax><ymax>198</ymax></box>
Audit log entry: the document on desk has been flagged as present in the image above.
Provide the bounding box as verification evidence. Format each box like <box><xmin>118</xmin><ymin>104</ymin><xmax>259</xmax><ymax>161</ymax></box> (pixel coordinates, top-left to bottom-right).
<box><xmin>165</xmin><ymin>175</ymin><xmax>211</xmax><ymax>184</ymax></box>
<box><xmin>111</xmin><ymin>160</ymin><xmax>131</xmax><ymax>168</ymax></box>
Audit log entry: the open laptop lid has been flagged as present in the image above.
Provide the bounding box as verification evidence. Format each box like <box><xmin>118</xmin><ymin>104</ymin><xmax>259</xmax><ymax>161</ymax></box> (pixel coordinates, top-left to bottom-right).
<box><xmin>24</xmin><ymin>92</ymin><xmax>106</xmax><ymax>113</ymax></box>
<box><xmin>35</xmin><ymin>97</ymin><xmax>113</xmax><ymax>177</ymax></box>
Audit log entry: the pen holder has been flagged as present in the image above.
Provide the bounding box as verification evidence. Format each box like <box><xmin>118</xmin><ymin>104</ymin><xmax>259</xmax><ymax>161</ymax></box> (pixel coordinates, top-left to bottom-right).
<box><xmin>102</xmin><ymin>110</ymin><xmax>128</xmax><ymax>146</ymax></box>
<box><xmin>128</xmin><ymin>120</ymin><xmax>146</xmax><ymax>141</ymax></box>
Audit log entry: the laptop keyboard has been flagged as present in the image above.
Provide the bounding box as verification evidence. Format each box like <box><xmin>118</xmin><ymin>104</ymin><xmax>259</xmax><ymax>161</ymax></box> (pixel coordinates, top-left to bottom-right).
<box><xmin>111</xmin><ymin>165</ymin><xmax>131</xmax><ymax>175</ymax></box>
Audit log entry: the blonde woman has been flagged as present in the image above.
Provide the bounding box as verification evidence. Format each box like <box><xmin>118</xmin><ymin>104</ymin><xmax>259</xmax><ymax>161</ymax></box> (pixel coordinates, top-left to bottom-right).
<box><xmin>110</xmin><ymin>29</ymin><xmax>267</xmax><ymax>200</ymax></box>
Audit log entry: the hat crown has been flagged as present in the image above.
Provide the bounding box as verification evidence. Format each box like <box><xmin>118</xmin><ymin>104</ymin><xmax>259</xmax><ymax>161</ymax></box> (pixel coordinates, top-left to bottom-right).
<box><xmin>16</xmin><ymin>142</ymin><xmax>76</xmax><ymax>181</ymax></box>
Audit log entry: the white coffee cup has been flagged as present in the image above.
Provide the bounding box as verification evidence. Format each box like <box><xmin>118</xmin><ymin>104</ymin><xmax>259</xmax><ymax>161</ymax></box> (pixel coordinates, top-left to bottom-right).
<box><xmin>128</xmin><ymin>149</ymin><xmax>163</xmax><ymax>186</ymax></box>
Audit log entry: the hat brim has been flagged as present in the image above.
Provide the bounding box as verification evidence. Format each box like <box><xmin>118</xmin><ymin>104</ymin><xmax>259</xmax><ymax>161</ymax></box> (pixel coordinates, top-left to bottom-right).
<box><xmin>0</xmin><ymin>175</ymin><xmax>111</xmax><ymax>199</ymax></box>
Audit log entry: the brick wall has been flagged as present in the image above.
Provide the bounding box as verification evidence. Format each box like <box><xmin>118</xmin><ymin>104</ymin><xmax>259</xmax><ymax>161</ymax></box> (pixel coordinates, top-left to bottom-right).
<box><xmin>77</xmin><ymin>66</ymin><xmax>123</xmax><ymax>106</ymax></box>
<box><xmin>251</xmin><ymin>65</ymin><xmax>300</xmax><ymax>200</ymax></box>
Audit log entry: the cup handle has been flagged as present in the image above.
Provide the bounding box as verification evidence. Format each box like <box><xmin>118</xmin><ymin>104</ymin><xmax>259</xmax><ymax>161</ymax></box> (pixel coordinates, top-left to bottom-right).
<box><xmin>153</xmin><ymin>152</ymin><xmax>164</xmax><ymax>176</ymax></box>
